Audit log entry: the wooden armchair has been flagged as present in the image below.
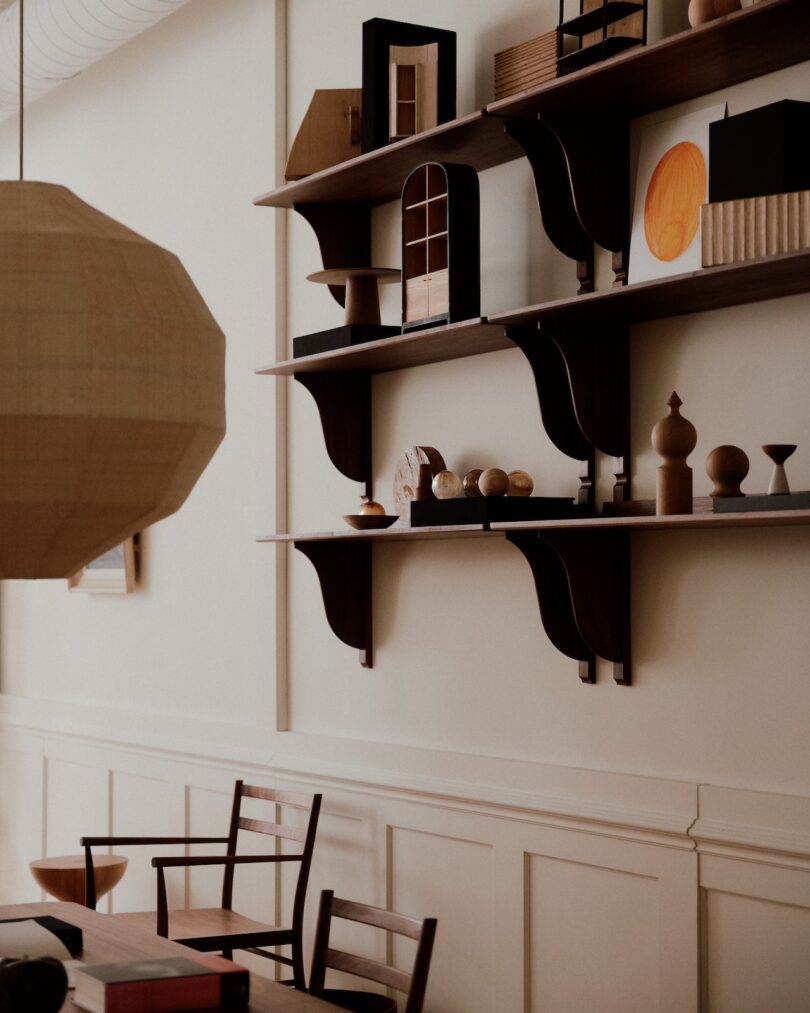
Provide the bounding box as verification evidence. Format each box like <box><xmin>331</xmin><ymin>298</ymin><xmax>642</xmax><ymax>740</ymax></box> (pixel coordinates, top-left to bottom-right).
<box><xmin>308</xmin><ymin>890</ymin><xmax>437</xmax><ymax>1013</ymax></box>
<box><xmin>81</xmin><ymin>780</ymin><xmax>321</xmax><ymax>990</ymax></box>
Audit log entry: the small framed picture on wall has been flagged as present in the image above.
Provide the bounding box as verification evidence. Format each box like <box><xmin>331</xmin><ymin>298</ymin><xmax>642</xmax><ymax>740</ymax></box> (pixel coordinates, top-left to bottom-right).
<box><xmin>67</xmin><ymin>535</ymin><xmax>139</xmax><ymax>594</ymax></box>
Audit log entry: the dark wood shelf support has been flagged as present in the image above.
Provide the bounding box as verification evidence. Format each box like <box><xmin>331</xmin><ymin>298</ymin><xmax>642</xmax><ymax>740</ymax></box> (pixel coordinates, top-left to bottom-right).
<box><xmin>506</xmin><ymin>529</ymin><xmax>631</xmax><ymax>684</ymax></box>
<box><xmin>548</xmin><ymin>323</ymin><xmax>631</xmax><ymax>503</ymax></box>
<box><xmin>501</xmin><ymin>119</ymin><xmax>595</xmax><ymax>294</ymax></box>
<box><xmin>542</xmin><ymin>112</ymin><xmax>630</xmax><ymax>286</ymax></box>
<box><xmin>295</xmin><ymin>540</ymin><xmax>373</xmax><ymax>667</ymax></box>
<box><xmin>294</xmin><ymin>202</ymin><xmax>372</xmax><ymax>307</ymax></box>
<box><xmin>295</xmin><ymin>372</ymin><xmax>372</xmax><ymax>496</ymax></box>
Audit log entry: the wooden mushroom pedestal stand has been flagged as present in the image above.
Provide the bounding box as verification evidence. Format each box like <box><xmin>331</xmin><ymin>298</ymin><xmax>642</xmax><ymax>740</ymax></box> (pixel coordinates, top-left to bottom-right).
<box><xmin>293</xmin><ymin>268</ymin><xmax>401</xmax><ymax>357</ymax></box>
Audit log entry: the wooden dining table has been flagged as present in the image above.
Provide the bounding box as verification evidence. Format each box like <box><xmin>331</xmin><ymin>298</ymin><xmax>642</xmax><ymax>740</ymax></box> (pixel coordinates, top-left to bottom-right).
<box><xmin>0</xmin><ymin>902</ymin><xmax>339</xmax><ymax>1011</ymax></box>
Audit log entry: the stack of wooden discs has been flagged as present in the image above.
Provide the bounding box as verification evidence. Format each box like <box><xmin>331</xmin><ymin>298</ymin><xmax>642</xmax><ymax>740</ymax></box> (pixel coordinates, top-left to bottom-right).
<box><xmin>494</xmin><ymin>30</ymin><xmax>557</xmax><ymax>101</ymax></box>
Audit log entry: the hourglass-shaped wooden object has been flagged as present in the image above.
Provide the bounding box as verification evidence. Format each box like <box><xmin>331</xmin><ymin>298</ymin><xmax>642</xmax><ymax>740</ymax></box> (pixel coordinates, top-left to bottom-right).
<box><xmin>651</xmin><ymin>392</ymin><xmax>697</xmax><ymax>515</ymax></box>
<box><xmin>762</xmin><ymin>444</ymin><xmax>797</xmax><ymax>495</ymax></box>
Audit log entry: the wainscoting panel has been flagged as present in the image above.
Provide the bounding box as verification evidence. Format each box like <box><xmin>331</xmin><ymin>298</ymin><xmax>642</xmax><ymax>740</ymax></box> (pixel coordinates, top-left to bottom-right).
<box><xmin>700</xmin><ymin>854</ymin><xmax>810</xmax><ymax>1013</ymax></box>
<box><xmin>524</xmin><ymin>825</ymin><xmax>698</xmax><ymax>1013</ymax></box>
<box><xmin>3</xmin><ymin>728</ymin><xmax>809</xmax><ymax>1011</ymax></box>
<box><xmin>0</xmin><ymin>740</ymin><xmax>44</xmax><ymax>903</ymax></box>
<box><xmin>44</xmin><ymin>757</ymin><xmax>108</xmax><ymax>873</ymax></box>
<box><xmin>110</xmin><ymin>770</ymin><xmax>184</xmax><ymax>914</ymax></box>
<box><xmin>388</xmin><ymin>823</ymin><xmax>496</xmax><ymax>1013</ymax></box>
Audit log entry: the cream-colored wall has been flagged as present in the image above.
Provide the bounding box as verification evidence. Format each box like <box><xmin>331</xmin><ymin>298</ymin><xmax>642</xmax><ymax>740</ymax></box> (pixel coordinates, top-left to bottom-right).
<box><xmin>2</xmin><ymin>1</ymin><xmax>810</xmax><ymax>1011</ymax></box>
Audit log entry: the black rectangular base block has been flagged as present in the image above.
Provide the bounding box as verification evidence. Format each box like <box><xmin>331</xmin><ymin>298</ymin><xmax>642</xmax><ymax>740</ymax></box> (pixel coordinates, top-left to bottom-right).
<box><xmin>713</xmin><ymin>491</ymin><xmax>810</xmax><ymax>513</ymax></box>
<box><xmin>293</xmin><ymin>324</ymin><xmax>401</xmax><ymax>358</ymax></box>
<box><xmin>410</xmin><ymin>496</ymin><xmax>582</xmax><ymax>528</ymax></box>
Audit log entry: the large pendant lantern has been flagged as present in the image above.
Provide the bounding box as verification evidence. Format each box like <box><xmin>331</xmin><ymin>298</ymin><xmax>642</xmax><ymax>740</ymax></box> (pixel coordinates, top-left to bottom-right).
<box><xmin>0</xmin><ymin>181</ymin><xmax>226</xmax><ymax>577</ymax></box>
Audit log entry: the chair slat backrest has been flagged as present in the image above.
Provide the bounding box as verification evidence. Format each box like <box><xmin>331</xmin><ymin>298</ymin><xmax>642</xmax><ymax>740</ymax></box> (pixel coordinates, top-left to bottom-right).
<box><xmin>309</xmin><ymin>890</ymin><xmax>438</xmax><ymax>1013</ymax></box>
<box><xmin>221</xmin><ymin>780</ymin><xmax>321</xmax><ymax>918</ymax></box>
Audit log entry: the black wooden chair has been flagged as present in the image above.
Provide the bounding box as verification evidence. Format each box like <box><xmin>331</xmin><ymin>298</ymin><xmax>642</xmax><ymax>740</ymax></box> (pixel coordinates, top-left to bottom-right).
<box><xmin>308</xmin><ymin>890</ymin><xmax>437</xmax><ymax>1013</ymax></box>
<box><xmin>81</xmin><ymin>780</ymin><xmax>321</xmax><ymax>990</ymax></box>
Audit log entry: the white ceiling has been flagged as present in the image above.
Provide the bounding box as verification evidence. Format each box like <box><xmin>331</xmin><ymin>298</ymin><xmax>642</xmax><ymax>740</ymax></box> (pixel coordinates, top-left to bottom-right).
<box><xmin>0</xmin><ymin>0</ymin><xmax>190</xmax><ymax>121</ymax></box>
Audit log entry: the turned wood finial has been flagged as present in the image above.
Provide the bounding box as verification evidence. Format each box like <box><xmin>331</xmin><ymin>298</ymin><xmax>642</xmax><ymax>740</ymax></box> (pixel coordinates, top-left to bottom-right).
<box><xmin>652</xmin><ymin>391</ymin><xmax>697</xmax><ymax>515</ymax></box>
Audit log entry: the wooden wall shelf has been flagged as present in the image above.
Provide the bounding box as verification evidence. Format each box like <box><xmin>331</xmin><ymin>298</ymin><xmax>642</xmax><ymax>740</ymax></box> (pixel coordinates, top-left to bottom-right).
<box><xmin>259</xmin><ymin>0</ymin><xmax>810</xmax><ymax>682</ymax></box>
<box><xmin>254</xmin><ymin>112</ymin><xmax>521</xmax><ymax>209</ymax></box>
<box><xmin>487</xmin><ymin>0</ymin><xmax>810</xmax><ymax>120</ymax></box>
<box><xmin>257</xmin><ymin>319</ymin><xmax>506</xmax><ymax>376</ymax></box>
<box><xmin>491</xmin><ymin>249</ymin><xmax>810</xmax><ymax>329</ymax></box>
<box><xmin>263</xmin><ymin>507</ymin><xmax>810</xmax><ymax>684</ymax></box>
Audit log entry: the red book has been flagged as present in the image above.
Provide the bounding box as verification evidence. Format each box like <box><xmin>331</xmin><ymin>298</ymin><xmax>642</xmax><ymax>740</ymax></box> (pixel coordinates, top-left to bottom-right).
<box><xmin>72</xmin><ymin>952</ymin><xmax>249</xmax><ymax>1012</ymax></box>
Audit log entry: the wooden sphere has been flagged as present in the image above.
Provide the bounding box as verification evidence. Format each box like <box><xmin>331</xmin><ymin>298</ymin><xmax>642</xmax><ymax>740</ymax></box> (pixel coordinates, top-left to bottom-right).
<box><xmin>463</xmin><ymin>469</ymin><xmax>483</xmax><ymax>497</ymax></box>
<box><xmin>478</xmin><ymin>468</ymin><xmax>509</xmax><ymax>497</ymax></box>
<box><xmin>0</xmin><ymin>182</ymin><xmax>225</xmax><ymax>578</ymax></box>
<box><xmin>507</xmin><ymin>470</ymin><xmax>534</xmax><ymax>496</ymax></box>
<box><xmin>432</xmin><ymin>469</ymin><xmax>463</xmax><ymax>499</ymax></box>
<box><xmin>688</xmin><ymin>0</ymin><xmax>741</xmax><ymax>27</ymax></box>
<box><xmin>359</xmin><ymin>498</ymin><xmax>386</xmax><ymax>515</ymax></box>
<box><xmin>644</xmin><ymin>142</ymin><xmax>707</xmax><ymax>262</ymax></box>
<box><xmin>706</xmin><ymin>445</ymin><xmax>749</xmax><ymax>497</ymax></box>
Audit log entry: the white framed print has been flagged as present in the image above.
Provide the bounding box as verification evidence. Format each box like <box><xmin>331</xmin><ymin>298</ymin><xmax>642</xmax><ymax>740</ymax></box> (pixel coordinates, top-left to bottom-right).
<box><xmin>629</xmin><ymin>103</ymin><xmax>726</xmax><ymax>284</ymax></box>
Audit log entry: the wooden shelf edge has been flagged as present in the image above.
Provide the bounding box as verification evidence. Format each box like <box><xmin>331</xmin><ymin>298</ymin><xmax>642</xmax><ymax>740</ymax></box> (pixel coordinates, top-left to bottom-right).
<box><xmin>258</xmin><ymin>525</ymin><xmax>495</xmax><ymax>544</ymax></box>
<box><xmin>258</xmin><ymin>508</ymin><xmax>810</xmax><ymax>545</ymax></box>
<box><xmin>254</xmin><ymin>111</ymin><xmax>522</xmax><ymax>209</ymax></box>
<box><xmin>487</xmin><ymin>0</ymin><xmax>810</xmax><ymax>120</ymax></box>
<box><xmin>491</xmin><ymin>250</ymin><xmax>810</xmax><ymax>329</ymax></box>
<box><xmin>493</xmin><ymin>508</ymin><xmax>810</xmax><ymax>533</ymax></box>
<box><xmin>255</xmin><ymin>318</ymin><xmax>509</xmax><ymax>376</ymax></box>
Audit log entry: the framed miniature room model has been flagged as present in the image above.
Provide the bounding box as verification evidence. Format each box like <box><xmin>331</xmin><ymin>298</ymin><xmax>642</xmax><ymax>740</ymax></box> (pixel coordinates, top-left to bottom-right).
<box><xmin>67</xmin><ymin>535</ymin><xmax>138</xmax><ymax>594</ymax></box>
<box><xmin>401</xmin><ymin>161</ymin><xmax>480</xmax><ymax>331</ymax></box>
<box><xmin>557</xmin><ymin>0</ymin><xmax>648</xmax><ymax>75</ymax></box>
<box><xmin>362</xmin><ymin>18</ymin><xmax>456</xmax><ymax>152</ymax></box>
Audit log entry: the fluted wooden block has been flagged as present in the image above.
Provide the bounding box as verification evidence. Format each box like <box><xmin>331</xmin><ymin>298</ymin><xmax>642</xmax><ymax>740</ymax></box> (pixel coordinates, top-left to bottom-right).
<box><xmin>0</xmin><ymin>182</ymin><xmax>225</xmax><ymax>578</ymax></box>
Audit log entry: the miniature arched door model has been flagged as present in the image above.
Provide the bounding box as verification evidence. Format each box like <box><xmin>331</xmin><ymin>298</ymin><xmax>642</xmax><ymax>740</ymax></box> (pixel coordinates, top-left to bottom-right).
<box><xmin>401</xmin><ymin>162</ymin><xmax>480</xmax><ymax>332</ymax></box>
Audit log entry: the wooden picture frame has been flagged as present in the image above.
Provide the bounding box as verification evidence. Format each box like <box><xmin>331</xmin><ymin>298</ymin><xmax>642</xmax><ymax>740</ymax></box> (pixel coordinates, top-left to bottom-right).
<box><xmin>67</xmin><ymin>535</ymin><xmax>139</xmax><ymax>594</ymax></box>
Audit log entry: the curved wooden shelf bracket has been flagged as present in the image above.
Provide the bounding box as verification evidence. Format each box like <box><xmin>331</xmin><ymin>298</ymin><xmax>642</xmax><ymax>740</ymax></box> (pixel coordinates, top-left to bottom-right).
<box><xmin>542</xmin><ymin>112</ymin><xmax>630</xmax><ymax>285</ymax></box>
<box><xmin>546</xmin><ymin>323</ymin><xmax>631</xmax><ymax>503</ymax></box>
<box><xmin>506</xmin><ymin>531</ymin><xmax>595</xmax><ymax>683</ymax></box>
<box><xmin>294</xmin><ymin>201</ymin><xmax>372</xmax><ymax>307</ymax></box>
<box><xmin>295</xmin><ymin>540</ymin><xmax>372</xmax><ymax>667</ymax></box>
<box><xmin>295</xmin><ymin>371</ymin><xmax>371</xmax><ymax>495</ymax></box>
<box><xmin>505</xmin><ymin>325</ymin><xmax>595</xmax><ymax>509</ymax></box>
<box><xmin>506</xmin><ymin>529</ymin><xmax>631</xmax><ymax>685</ymax></box>
<box><xmin>502</xmin><ymin>118</ymin><xmax>594</xmax><ymax>294</ymax></box>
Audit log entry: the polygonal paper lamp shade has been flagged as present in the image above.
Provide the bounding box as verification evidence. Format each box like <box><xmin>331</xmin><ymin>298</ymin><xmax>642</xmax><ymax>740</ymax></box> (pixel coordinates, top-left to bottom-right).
<box><xmin>0</xmin><ymin>181</ymin><xmax>226</xmax><ymax>578</ymax></box>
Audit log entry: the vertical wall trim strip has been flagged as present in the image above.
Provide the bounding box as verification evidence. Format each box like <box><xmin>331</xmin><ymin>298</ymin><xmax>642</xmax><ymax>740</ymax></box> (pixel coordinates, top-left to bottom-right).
<box><xmin>274</xmin><ymin>0</ymin><xmax>290</xmax><ymax>732</ymax></box>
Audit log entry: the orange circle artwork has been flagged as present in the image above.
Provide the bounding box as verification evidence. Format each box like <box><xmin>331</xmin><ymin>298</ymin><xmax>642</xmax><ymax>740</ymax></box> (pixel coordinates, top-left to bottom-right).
<box><xmin>644</xmin><ymin>141</ymin><xmax>707</xmax><ymax>262</ymax></box>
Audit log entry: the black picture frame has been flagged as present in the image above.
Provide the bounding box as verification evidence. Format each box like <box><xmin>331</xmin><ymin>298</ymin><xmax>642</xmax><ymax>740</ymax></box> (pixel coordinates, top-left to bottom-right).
<box><xmin>361</xmin><ymin>18</ymin><xmax>456</xmax><ymax>154</ymax></box>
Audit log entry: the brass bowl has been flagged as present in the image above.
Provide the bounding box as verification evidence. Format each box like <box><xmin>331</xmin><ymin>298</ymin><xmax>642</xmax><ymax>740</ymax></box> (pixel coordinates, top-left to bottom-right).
<box><xmin>342</xmin><ymin>514</ymin><xmax>398</xmax><ymax>530</ymax></box>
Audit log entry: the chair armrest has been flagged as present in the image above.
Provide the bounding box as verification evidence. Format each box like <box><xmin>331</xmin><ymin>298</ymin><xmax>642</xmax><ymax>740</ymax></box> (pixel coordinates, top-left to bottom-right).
<box><xmin>151</xmin><ymin>853</ymin><xmax>303</xmax><ymax>938</ymax></box>
<box><xmin>81</xmin><ymin>836</ymin><xmax>229</xmax><ymax>847</ymax></box>
<box><xmin>151</xmin><ymin>853</ymin><xmax>302</xmax><ymax>868</ymax></box>
<box><xmin>79</xmin><ymin>838</ymin><xmax>229</xmax><ymax>911</ymax></box>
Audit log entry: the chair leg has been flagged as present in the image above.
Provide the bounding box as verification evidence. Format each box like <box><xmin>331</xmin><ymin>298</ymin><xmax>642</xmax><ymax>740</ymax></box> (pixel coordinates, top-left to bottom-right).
<box><xmin>292</xmin><ymin>936</ymin><xmax>306</xmax><ymax>991</ymax></box>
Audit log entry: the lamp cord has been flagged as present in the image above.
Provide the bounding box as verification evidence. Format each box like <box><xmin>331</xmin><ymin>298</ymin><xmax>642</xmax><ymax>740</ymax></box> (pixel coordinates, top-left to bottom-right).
<box><xmin>19</xmin><ymin>0</ymin><xmax>24</xmax><ymax>180</ymax></box>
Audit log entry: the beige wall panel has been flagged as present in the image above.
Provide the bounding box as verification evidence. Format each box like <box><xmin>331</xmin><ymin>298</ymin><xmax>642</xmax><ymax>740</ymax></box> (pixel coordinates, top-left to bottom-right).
<box><xmin>110</xmin><ymin>771</ymin><xmax>183</xmax><ymax>914</ymax></box>
<box><xmin>44</xmin><ymin>758</ymin><xmax>108</xmax><ymax>864</ymax></box>
<box><xmin>389</xmin><ymin>825</ymin><xmax>496</xmax><ymax>1013</ymax></box>
<box><xmin>702</xmin><ymin>855</ymin><xmax>810</xmax><ymax>1013</ymax></box>
<box><xmin>527</xmin><ymin>854</ymin><xmax>659</xmax><ymax>1013</ymax></box>
<box><xmin>0</xmin><ymin>746</ymin><xmax>43</xmax><ymax>903</ymax></box>
<box><xmin>186</xmin><ymin>784</ymin><xmax>236</xmax><ymax>912</ymax></box>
